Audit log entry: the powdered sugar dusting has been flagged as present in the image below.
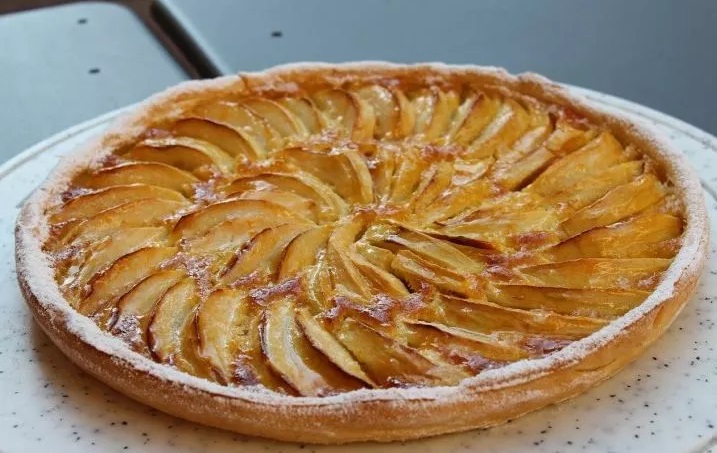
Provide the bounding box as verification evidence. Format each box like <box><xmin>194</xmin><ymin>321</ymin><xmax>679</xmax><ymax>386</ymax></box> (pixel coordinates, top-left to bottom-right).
<box><xmin>14</xmin><ymin>62</ymin><xmax>708</xmax><ymax>416</ymax></box>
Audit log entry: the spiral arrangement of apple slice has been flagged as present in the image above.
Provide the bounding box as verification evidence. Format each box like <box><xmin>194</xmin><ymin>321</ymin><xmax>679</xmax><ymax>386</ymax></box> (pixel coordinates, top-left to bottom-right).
<box><xmin>46</xmin><ymin>82</ymin><xmax>682</xmax><ymax>396</ymax></box>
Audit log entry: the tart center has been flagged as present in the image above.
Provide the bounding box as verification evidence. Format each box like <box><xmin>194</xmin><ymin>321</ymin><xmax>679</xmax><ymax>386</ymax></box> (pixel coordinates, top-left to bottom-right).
<box><xmin>45</xmin><ymin>81</ymin><xmax>682</xmax><ymax>396</ymax></box>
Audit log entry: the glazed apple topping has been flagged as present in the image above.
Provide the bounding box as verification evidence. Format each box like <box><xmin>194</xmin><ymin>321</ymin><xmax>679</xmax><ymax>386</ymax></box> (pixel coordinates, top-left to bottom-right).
<box><xmin>44</xmin><ymin>79</ymin><xmax>683</xmax><ymax>396</ymax></box>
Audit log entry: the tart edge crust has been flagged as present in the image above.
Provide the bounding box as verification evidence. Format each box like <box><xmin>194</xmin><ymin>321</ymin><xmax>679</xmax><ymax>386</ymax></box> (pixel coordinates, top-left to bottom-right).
<box><xmin>15</xmin><ymin>62</ymin><xmax>709</xmax><ymax>444</ymax></box>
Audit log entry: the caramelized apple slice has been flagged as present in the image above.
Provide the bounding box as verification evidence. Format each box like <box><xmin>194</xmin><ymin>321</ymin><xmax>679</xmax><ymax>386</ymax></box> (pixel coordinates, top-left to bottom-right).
<box><xmin>262</xmin><ymin>297</ymin><xmax>364</xmax><ymax>396</ymax></box>
<box><xmin>125</xmin><ymin>137</ymin><xmax>234</xmax><ymax>173</ymax></box>
<box><xmin>276</xmin><ymin>147</ymin><xmax>373</xmax><ymax>204</ymax></box>
<box><xmin>422</xmin><ymin>89</ymin><xmax>461</xmax><ymax>140</ymax></box>
<box><xmin>349</xmin><ymin>251</ymin><xmax>409</xmax><ymax>298</ymax></box>
<box><xmin>311</xmin><ymin>89</ymin><xmax>375</xmax><ymax>141</ymax></box>
<box><xmin>549</xmin><ymin>212</ymin><xmax>682</xmax><ymax>260</ymax></box>
<box><xmin>464</xmin><ymin>98</ymin><xmax>530</xmax><ymax>158</ymax></box>
<box><xmin>355</xmin><ymin>85</ymin><xmax>414</xmax><ymax>138</ymax></box>
<box><xmin>490</xmin><ymin>147</ymin><xmax>555</xmax><ymax>191</ymax></box>
<box><xmin>487</xmin><ymin>284</ymin><xmax>648</xmax><ymax>318</ymax></box>
<box><xmin>452</xmin><ymin>93</ymin><xmax>501</xmax><ymax>146</ymax></box>
<box><xmin>276</xmin><ymin>225</ymin><xmax>332</xmax><ymax>280</ymax></box>
<box><xmin>221</xmin><ymin>223</ymin><xmax>314</xmax><ymax>284</ymax></box>
<box><xmin>391</xmin><ymin>249</ymin><xmax>482</xmax><ymax>298</ymax></box>
<box><xmin>519</xmin><ymin>258</ymin><xmax>672</xmax><ymax>290</ymax></box>
<box><xmin>172</xmin><ymin>117</ymin><xmax>259</xmax><ymax>160</ymax></box>
<box><xmin>421</xmin><ymin>178</ymin><xmax>494</xmax><ymax>223</ymax></box>
<box><xmin>69</xmin><ymin>227</ymin><xmax>166</xmax><ymax>291</ymax></box>
<box><xmin>224</xmin><ymin>171</ymin><xmax>348</xmax><ymax>222</ymax></box>
<box><xmin>110</xmin><ymin>269</ymin><xmax>186</xmax><ymax>351</ymax></box>
<box><xmin>326</xmin><ymin>219</ymin><xmax>373</xmax><ymax>298</ymax></box>
<box><xmin>545</xmin><ymin>109</ymin><xmax>598</xmax><ymax>155</ymax></box>
<box><xmin>147</xmin><ymin>278</ymin><xmax>212</xmax><ymax>378</ymax></box>
<box><xmin>561</xmin><ymin>173</ymin><xmax>666</xmax><ymax>237</ymax></box>
<box><xmin>276</xmin><ymin>97</ymin><xmax>324</xmax><ymax>134</ymax></box>
<box><xmin>197</xmin><ymin>288</ymin><xmax>250</xmax><ymax>383</ymax></box>
<box><xmin>79</xmin><ymin>246</ymin><xmax>177</xmax><ymax>317</ymax></box>
<box><xmin>50</xmin><ymin>185</ymin><xmax>186</xmax><ymax>224</ymax></box>
<box><xmin>186</xmin><ymin>216</ymin><xmax>290</xmax><ymax>254</ymax></box>
<box><xmin>369</xmin><ymin>144</ymin><xmax>397</xmax><ymax>201</ymax></box>
<box><xmin>304</xmin><ymin>254</ymin><xmax>334</xmax><ymax>311</ymax></box>
<box><xmin>335</xmin><ymin>317</ymin><xmax>441</xmax><ymax>387</ymax></box>
<box><xmin>56</xmin><ymin>199</ymin><xmax>183</xmax><ymax>248</ymax></box>
<box><xmin>244</xmin><ymin>98</ymin><xmax>305</xmax><ymax>138</ymax></box>
<box><xmin>192</xmin><ymin>101</ymin><xmax>280</xmax><ymax>156</ymax></box>
<box><xmin>387</xmin><ymin>147</ymin><xmax>429</xmax><ymax>203</ymax></box>
<box><xmin>385</xmin><ymin>226</ymin><xmax>483</xmax><ymax>273</ymax></box>
<box><xmin>526</xmin><ymin>132</ymin><xmax>627</xmax><ymax>196</ymax></box>
<box><xmin>237</xmin><ymin>189</ymin><xmax>318</xmax><ymax>222</ymax></box>
<box><xmin>410</xmin><ymin>160</ymin><xmax>454</xmax><ymax>210</ymax></box>
<box><xmin>172</xmin><ymin>199</ymin><xmax>308</xmax><ymax>241</ymax></box>
<box><xmin>78</xmin><ymin>162</ymin><xmax>199</xmax><ymax>196</ymax></box>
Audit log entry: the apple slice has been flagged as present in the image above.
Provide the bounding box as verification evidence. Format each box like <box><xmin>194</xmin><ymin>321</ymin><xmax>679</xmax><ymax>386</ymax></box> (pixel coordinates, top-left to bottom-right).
<box><xmin>79</xmin><ymin>246</ymin><xmax>177</xmax><ymax>317</ymax></box>
<box><xmin>244</xmin><ymin>98</ymin><xmax>305</xmax><ymax>138</ymax></box>
<box><xmin>487</xmin><ymin>284</ymin><xmax>648</xmax><ymax>318</ymax></box>
<box><xmin>261</xmin><ymin>297</ymin><xmax>364</xmax><ymax>396</ymax></box>
<box><xmin>276</xmin><ymin>225</ymin><xmax>332</xmax><ymax>280</ymax></box>
<box><xmin>519</xmin><ymin>257</ymin><xmax>672</xmax><ymax>290</ymax></box>
<box><xmin>311</xmin><ymin>89</ymin><xmax>375</xmax><ymax>141</ymax></box>
<box><xmin>410</xmin><ymin>160</ymin><xmax>454</xmax><ymax>211</ymax></box>
<box><xmin>433</xmin><ymin>294</ymin><xmax>607</xmax><ymax>340</ymax></box>
<box><xmin>549</xmin><ymin>212</ymin><xmax>682</xmax><ymax>260</ymax></box>
<box><xmin>237</xmin><ymin>189</ymin><xmax>318</xmax><ymax>222</ymax></box>
<box><xmin>526</xmin><ymin>131</ymin><xmax>627</xmax><ymax>197</ymax></box>
<box><xmin>224</xmin><ymin>172</ymin><xmax>348</xmax><ymax>222</ymax></box>
<box><xmin>334</xmin><ymin>317</ymin><xmax>441</xmax><ymax>387</ymax></box>
<box><xmin>221</xmin><ymin>223</ymin><xmax>314</xmax><ymax>284</ymax></box>
<box><xmin>186</xmin><ymin>216</ymin><xmax>290</xmax><ymax>255</ymax></box>
<box><xmin>451</xmin><ymin>93</ymin><xmax>502</xmax><ymax>146</ymax></box>
<box><xmin>545</xmin><ymin>109</ymin><xmax>598</xmax><ymax>156</ymax></box>
<box><xmin>561</xmin><ymin>173</ymin><xmax>666</xmax><ymax>237</ymax></box>
<box><xmin>386</xmin><ymin>147</ymin><xmax>429</xmax><ymax>203</ymax></box>
<box><xmin>422</xmin><ymin>89</ymin><xmax>461</xmax><ymax>141</ymax></box>
<box><xmin>124</xmin><ymin>136</ymin><xmax>234</xmax><ymax>173</ymax></box>
<box><xmin>192</xmin><ymin>100</ymin><xmax>280</xmax><ymax>156</ymax></box>
<box><xmin>50</xmin><ymin>184</ymin><xmax>186</xmax><ymax>224</ymax></box>
<box><xmin>110</xmin><ymin>269</ymin><xmax>186</xmax><ymax>352</ymax></box>
<box><xmin>385</xmin><ymin>226</ymin><xmax>483</xmax><ymax>274</ymax></box>
<box><xmin>70</xmin><ymin>227</ymin><xmax>166</xmax><ymax>292</ymax></box>
<box><xmin>349</xmin><ymin>251</ymin><xmax>409</xmax><ymax>298</ymax></box>
<box><xmin>147</xmin><ymin>278</ymin><xmax>212</xmax><ymax>378</ymax></box>
<box><xmin>78</xmin><ymin>162</ymin><xmax>199</xmax><ymax>196</ymax></box>
<box><xmin>171</xmin><ymin>117</ymin><xmax>260</xmax><ymax>161</ymax></box>
<box><xmin>369</xmin><ymin>144</ymin><xmax>397</xmax><ymax>201</ymax></box>
<box><xmin>420</xmin><ymin>178</ymin><xmax>495</xmax><ymax>223</ymax></box>
<box><xmin>56</xmin><ymin>198</ymin><xmax>183</xmax><ymax>249</ymax></box>
<box><xmin>276</xmin><ymin>97</ymin><xmax>325</xmax><ymax>134</ymax></box>
<box><xmin>276</xmin><ymin>146</ymin><xmax>374</xmax><ymax>204</ymax></box>
<box><xmin>296</xmin><ymin>308</ymin><xmax>375</xmax><ymax>386</ymax></box>
<box><xmin>391</xmin><ymin>249</ymin><xmax>482</xmax><ymax>298</ymax></box>
<box><xmin>304</xmin><ymin>254</ymin><xmax>334</xmax><ymax>312</ymax></box>
<box><xmin>464</xmin><ymin>98</ymin><xmax>530</xmax><ymax>158</ymax></box>
<box><xmin>490</xmin><ymin>147</ymin><xmax>555</xmax><ymax>191</ymax></box>
<box><xmin>326</xmin><ymin>219</ymin><xmax>373</xmax><ymax>298</ymax></box>
<box><xmin>355</xmin><ymin>85</ymin><xmax>414</xmax><ymax>138</ymax></box>
<box><xmin>196</xmin><ymin>288</ymin><xmax>251</xmax><ymax>383</ymax></box>
<box><xmin>171</xmin><ymin>198</ymin><xmax>308</xmax><ymax>241</ymax></box>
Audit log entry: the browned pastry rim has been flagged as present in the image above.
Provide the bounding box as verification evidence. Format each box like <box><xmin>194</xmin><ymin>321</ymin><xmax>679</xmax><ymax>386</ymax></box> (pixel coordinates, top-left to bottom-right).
<box><xmin>15</xmin><ymin>62</ymin><xmax>708</xmax><ymax>444</ymax></box>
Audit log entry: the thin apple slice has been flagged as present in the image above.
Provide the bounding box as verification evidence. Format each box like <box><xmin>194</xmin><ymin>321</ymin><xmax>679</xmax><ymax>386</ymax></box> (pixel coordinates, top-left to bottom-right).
<box><xmin>311</xmin><ymin>89</ymin><xmax>375</xmax><ymax>141</ymax></box>
<box><xmin>561</xmin><ymin>173</ymin><xmax>666</xmax><ymax>237</ymax></box>
<box><xmin>276</xmin><ymin>147</ymin><xmax>373</xmax><ymax>204</ymax></box>
<box><xmin>409</xmin><ymin>88</ymin><xmax>436</xmax><ymax>135</ymax></box>
<box><xmin>487</xmin><ymin>284</ymin><xmax>648</xmax><ymax>318</ymax></box>
<box><xmin>171</xmin><ymin>199</ymin><xmax>308</xmax><ymax>241</ymax></box>
<box><xmin>78</xmin><ymin>162</ymin><xmax>199</xmax><ymax>196</ymax></box>
<box><xmin>276</xmin><ymin>97</ymin><xmax>324</xmax><ymax>134</ymax></box>
<box><xmin>452</xmin><ymin>93</ymin><xmax>502</xmax><ymax>146</ymax></box>
<box><xmin>147</xmin><ymin>278</ymin><xmax>212</xmax><ymax>378</ymax></box>
<box><xmin>276</xmin><ymin>225</ymin><xmax>332</xmax><ymax>280</ymax></box>
<box><xmin>549</xmin><ymin>212</ymin><xmax>682</xmax><ymax>260</ymax></box>
<box><xmin>304</xmin><ymin>253</ymin><xmax>334</xmax><ymax>311</ymax></box>
<box><xmin>421</xmin><ymin>178</ymin><xmax>495</xmax><ymax>223</ymax></box>
<box><xmin>70</xmin><ymin>227</ymin><xmax>166</xmax><ymax>292</ymax></box>
<box><xmin>464</xmin><ymin>98</ymin><xmax>530</xmax><ymax>158</ymax></box>
<box><xmin>262</xmin><ymin>297</ymin><xmax>364</xmax><ymax>396</ymax></box>
<box><xmin>334</xmin><ymin>317</ymin><xmax>441</xmax><ymax>387</ymax></box>
<box><xmin>56</xmin><ymin>199</ymin><xmax>183</xmax><ymax>248</ymax></box>
<box><xmin>192</xmin><ymin>100</ymin><xmax>280</xmax><ymax>156</ymax></box>
<box><xmin>79</xmin><ymin>246</ymin><xmax>177</xmax><ymax>317</ymax></box>
<box><xmin>526</xmin><ymin>131</ymin><xmax>627</xmax><ymax>197</ymax></box>
<box><xmin>326</xmin><ymin>219</ymin><xmax>373</xmax><ymax>298</ymax></box>
<box><xmin>355</xmin><ymin>85</ymin><xmax>414</xmax><ymax>138</ymax></box>
<box><xmin>545</xmin><ymin>109</ymin><xmax>598</xmax><ymax>155</ymax></box>
<box><xmin>422</xmin><ymin>89</ymin><xmax>461</xmax><ymax>141</ymax></box>
<box><xmin>369</xmin><ymin>144</ymin><xmax>397</xmax><ymax>202</ymax></box>
<box><xmin>244</xmin><ymin>98</ymin><xmax>305</xmax><ymax>138</ymax></box>
<box><xmin>124</xmin><ymin>136</ymin><xmax>234</xmax><ymax>173</ymax></box>
<box><xmin>296</xmin><ymin>308</ymin><xmax>375</xmax><ymax>386</ymax></box>
<box><xmin>433</xmin><ymin>294</ymin><xmax>607</xmax><ymax>340</ymax></box>
<box><xmin>404</xmin><ymin>321</ymin><xmax>528</xmax><ymax>363</ymax></box>
<box><xmin>410</xmin><ymin>160</ymin><xmax>454</xmax><ymax>211</ymax></box>
<box><xmin>387</xmin><ymin>147</ymin><xmax>429</xmax><ymax>203</ymax></box>
<box><xmin>237</xmin><ymin>189</ymin><xmax>318</xmax><ymax>222</ymax></box>
<box><xmin>172</xmin><ymin>117</ymin><xmax>259</xmax><ymax>160</ymax></box>
<box><xmin>391</xmin><ymin>249</ymin><xmax>482</xmax><ymax>298</ymax></box>
<box><xmin>224</xmin><ymin>172</ymin><xmax>348</xmax><ymax>223</ymax></box>
<box><xmin>354</xmin><ymin>242</ymin><xmax>395</xmax><ymax>271</ymax></box>
<box><xmin>186</xmin><ymin>216</ymin><xmax>290</xmax><ymax>254</ymax></box>
<box><xmin>385</xmin><ymin>226</ymin><xmax>483</xmax><ymax>274</ymax></box>
<box><xmin>519</xmin><ymin>257</ymin><xmax>672</xmax><ymax>290</ymax></box>
<box><xmin>221</xmin><ymin>223</ymin><xmax>314</xmax><ymax>284</ymax></box>
<box><xmin>110</xmin><ymin>269</ymin><xmax>186</xmax><ymax>352</ymax></box>
<box><xmin>50</xmin><ymin>184</ymin><xmax>186</xmax><ymax>224</ymax></box>
<box><xmin>490</xmin><ymin>147</ymin><xmax>555</xmax><ymax>191</ymax></box>
<box><xmin>349</xmin><ymin>250</ymin><xmax>409</xmax><ymax>298</ymax></box>
<box><xmin>196</xmin><ymin>288</ymin><xmax>251</xmax><ymax>383</ymax></box>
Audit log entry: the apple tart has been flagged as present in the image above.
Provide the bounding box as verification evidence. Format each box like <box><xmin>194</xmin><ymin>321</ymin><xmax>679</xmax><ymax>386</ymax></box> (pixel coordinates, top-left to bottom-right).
<box><xmin>16</xmin><ymin>63</ymin><xmax>707</xmax><ymax>443</ymax></box>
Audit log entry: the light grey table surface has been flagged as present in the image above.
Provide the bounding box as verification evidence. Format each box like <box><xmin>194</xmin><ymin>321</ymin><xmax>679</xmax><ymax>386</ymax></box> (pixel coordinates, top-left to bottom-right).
<box><xmin>0</xmin><ymin>2</ymin><xmax>188</xmax><ymax>162</ymax></box>
<box><xmin>155</xmin><ymin>0</ymin><xmax>717</xmax><ymax>135</ymax></box>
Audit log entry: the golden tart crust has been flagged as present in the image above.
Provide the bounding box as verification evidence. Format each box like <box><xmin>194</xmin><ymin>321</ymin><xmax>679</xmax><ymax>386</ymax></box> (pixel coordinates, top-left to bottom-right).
<box><xmin>16</xmin><ymin>63</ymin><xmax>708</xmax><ymax>443</ymax></box>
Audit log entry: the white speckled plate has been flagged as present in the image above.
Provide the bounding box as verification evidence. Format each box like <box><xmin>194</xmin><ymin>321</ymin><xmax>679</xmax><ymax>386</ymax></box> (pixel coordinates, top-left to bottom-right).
<box><xmin>1</xmin><ymin>87</ymin><xmax>715</xmax><ymax>453</ymax></box>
